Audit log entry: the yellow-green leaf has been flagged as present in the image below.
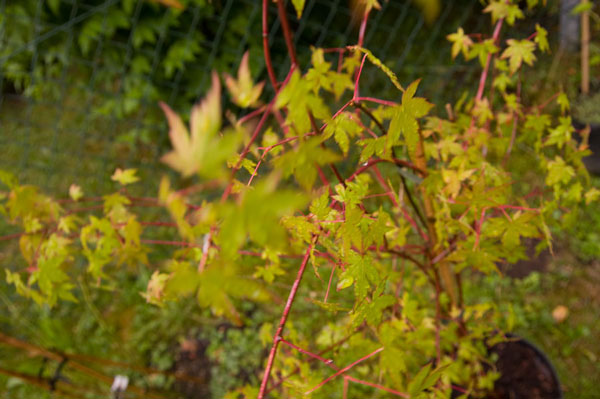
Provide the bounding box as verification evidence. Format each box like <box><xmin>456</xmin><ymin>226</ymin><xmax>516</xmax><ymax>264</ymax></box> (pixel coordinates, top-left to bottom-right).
<box><xmin>161</xmin><ymin>72</ymin><xmax>239</xmax><ymax>178</ymax></box>
<box><xmin>224</xmin><ymin>51</ymin><xmax>264</xmax><ymax>108</ymax></box>
<box><xmin>111</xmin><ymin>168</ymin><xmax>140</xmax><ymax>185</ymax></box>
<box><xmin>501</xmin><ymin>39</ymin><xmax>536</xmax><ymax>74</ymax></box>
<box><xmin>69</xmin><ymin>184</ymin><xmax>83</xmax><ymax>201</ymax></box>
<box><xmin>535</xmin><ymin>24</ymin><xmax>549</xmax><ymax>53</ymax></box>
<box><xmin>291</xmin><ymin>0</ymin><xmax>306</xmax><ymax>18</ymax></box>
<box><xmin>447</xmin><ymin>27</ymin><xmax>473</xmax><ymax>59</ymax></box>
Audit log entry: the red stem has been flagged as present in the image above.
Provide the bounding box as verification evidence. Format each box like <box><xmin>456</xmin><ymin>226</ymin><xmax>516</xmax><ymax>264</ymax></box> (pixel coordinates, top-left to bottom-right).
<box><xmin>347</xmin><ymin>377</ymin><xmax>409</xmax><ymax>398</ymax></box>
<box><xmin>475</xmin><ymin>18</ymin><xmax>504</xmax><ymax>102</ymax></box>
<box><xmin>279</xmin><ymin>337</ymin><xmax>409</xmax><ymax>398</ymax></box>
<box><xmin>222</xmin><ymin>102</ymin><xmax>273</xmax><ymax>202</ymax></box>
<box><xmin>262</xmin><ymin>0</ymin><xmax>278</xmax><ymax>90</ymax></box>
<box><xmin>474</xmin><ymin>208</ymin><xmax>486</xmax><ymax>249</ymax></box>
<box><xmin>347</xmin><ymin>158</ymin><xmax>426</xmax><ymax>181</ymax></box>
<box><xmin>536</xmin><ymin>92</ymin><xmax>559</xmax><ymax>112</ymax></box>
<box><xmin>357</xmin><ymin>8</ymin><xmax>370</xmax><ymax>48</ymax></box>
<box><xmin>353</xmin><ymin>54</ymin><xmax>368</xmax><ymax>100</ymax></box>
<box><xmin>257</xmin><ymin>239</ymin><xmax>316</xmax><ymax>399</ymax></box>
<box><xmin>141</xmin><ymin>239</ymin><xmax>197</xmax><ymax>247</ymax></box>
<box><xmin>224</xmin><ymin>67</ymin><xmax>296</xmax><ymax>198</ymax></box>
<box><xmin>0</xmin><ymin>232</ymin><xmax>24</xmax><ymax>242</ymax></box>
<box><xmin>355</xmin><ymin>96</ymin><xmax>398</xmax><ymax>107</ymax></box>
<box><xmin>238</xmin><ymin>105</ymin><xmax>268</xmax><ymax>125</ymax></box>
<box><xmin>279</xmin><ymin>339</ymin><xmax>333</xmax><ymax>365</ymax></box>
<box><xmin>276</xmin><ymin>0</ymin><xmax>299</xmax><ymax>69</ymax></box>
<box><xmin>324</xmin><ymin>263</ymin><xmax>336</xmax><ymax>303</ymax></box>
<box><xmin>304</xmin><ymin>347</ymin><xmax>384</xmax><ymax>395</ymax></box>
<box><xmin>343</xmin><ymin>377</ymin><xmax>349</xmax><ymax>399</ymax></box>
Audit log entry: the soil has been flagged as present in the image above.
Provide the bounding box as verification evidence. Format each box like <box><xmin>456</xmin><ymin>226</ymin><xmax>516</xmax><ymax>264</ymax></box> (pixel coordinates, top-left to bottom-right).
<box><xmin>451</xmin><ymin>336</ymin><xmax>562</xmax><ymax>399</ymax></box>
<box><xmin>499</xmin><ymin>238</ymin><xmax>551</xmax><ymax>279</ymax></box>
<box><xmin>485</xmin><ymin>337</ymin><xmax>562</xmax><ymax>399</ymax></box>
<box><xmin>173</xmin><ymin>338</ymin><xmax>211</xmax><ymax>399</ymax></box>
<box><xmin>573</xmin><ymin>120</ymin><xmax>600</xmax><ymax>175</ymax></box>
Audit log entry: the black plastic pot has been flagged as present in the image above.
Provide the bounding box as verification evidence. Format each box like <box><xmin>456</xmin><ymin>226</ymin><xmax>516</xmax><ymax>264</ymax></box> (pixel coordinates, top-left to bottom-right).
<box><xmin>573</xmin><ymin>119</ymin><xmax>600</xmax><ymax>174</ymax></box>
<box><xmin>451</xmin><ymin>334</ymin><xmax>562</xmax><ymax>399</ymax></box>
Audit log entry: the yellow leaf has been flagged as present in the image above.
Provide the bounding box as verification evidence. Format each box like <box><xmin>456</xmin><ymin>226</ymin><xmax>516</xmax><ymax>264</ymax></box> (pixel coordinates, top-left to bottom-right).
<box><xmin>161</xmin><ymin>72</ymin><xmax>225</xmax><ymax>177</ymax></box>
<box><xmin>224</xmin><ymin>51</ymin><xmax>264</xmax><ymax>108</ymax></box>
<box><xmin>148</xmin><ymin>0</ymin><xmax>184</xmax><ymax>10</ymax></box>
<box><xmin>111</xmin><ymin>168</ymin><xmax>140</xmax><ymax>185</ymax></box>
<box><xmin>69</xmin><ymin>184</ymin><xmax>83</xmax><ymax>201</ymax></box>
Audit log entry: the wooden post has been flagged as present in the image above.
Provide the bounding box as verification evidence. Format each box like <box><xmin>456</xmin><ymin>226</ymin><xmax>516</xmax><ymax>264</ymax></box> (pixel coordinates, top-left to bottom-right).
<box><xmin>581</xmin><ymin>0</ymin><xmax>590</xmax><ymax>95</ymax></box>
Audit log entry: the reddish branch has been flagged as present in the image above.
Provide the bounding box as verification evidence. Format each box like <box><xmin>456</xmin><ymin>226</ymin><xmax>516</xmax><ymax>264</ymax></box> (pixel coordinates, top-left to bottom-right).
<box><xmin>304</xmin><ymin>346</ymin><xmax>384</xmax><ymax>395</ymax></box>
<box><xmin>353</xmin><ymin>100</ymin><xmax>386</xmax><ymax>135</ymax></box>
<box><xmin>475</xmin><ymin>18</ymin><xmax>504</xmax><ymax>102</ymax></box>
<box><xmin>257</xmin><ymin>238</ymin><xmax>316</xmax><ymax>399</ymax></box>
<box><xmin>323</xmin><ymin>263</ymin><xmax>336</xmax><ymax>303</ymax></box>
<box><xmin>222</xmin><ymin>100</ymin><xmax>274</xmax><ymax>202</ymax></box>
<box><xmin>0</xmin><ymin>332</ymin><xmax>163</xmax><ymax>399</ymax></box>
<box><xmin>238</xmin><ymin>105</ymin><xmax>268</xmax><ymax>125</ymax></box>
<box><xmin>347</xmin><ymin>158</ymin><xmax>426</xmax><ymax>181</ymax></box>
<box><xmin>356</xmin><ymin>96</ymin><xmax>398</xmax><ymax>107</ymax></box>
<box><xmin>307</xmin><ymin>109</ymin><xmax>346</xmax><ymax>187</ymax></box>
<box><xmin>262</xmin><ymin>0</ymin><xmax>278</xmax><ymax>90</ymax></box>
<box><xmin>357</xmin><ymin>7</ymin><xmax>371</xmax><ymax>48</ymax></box>
<box><xmin>354</xmin><ymin>54</ymin><xmax>368</xmax><ymax>99</ymax></box>
<box><xmin>280</xmin><ymin>339</ymin><xmax>409</xmax><ymax>398</ymax></box>
<box><xmin>276</xmin><ymin>0</ymin><xmax>299</xmax><ymax>69</ymax></box>
<box><xmin>0</xmin><ymin>232</ymin><xmax>23</xmax><ymax>242</ymax></box>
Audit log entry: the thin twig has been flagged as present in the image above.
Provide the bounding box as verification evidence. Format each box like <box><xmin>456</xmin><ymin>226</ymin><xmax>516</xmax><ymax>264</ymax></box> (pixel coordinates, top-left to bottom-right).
<box><xmin>262</xmin><ymin>0</ymin><xmax>278</xmax><ymax>90</ymax></box>
<box><xmin>307</xmin><ymin>109</ymin><xmax>346</xmax><ymax>187</ymax></box>
<box><xmin>347</xmin><ymin>158</ymin><xmax>426</xmax><ymax>181</ymax></box>
<box><xmin>257</xmin><ymin>238</ymin><xmax>317</xmax><ymax>399</ymax></box>
<box><xmin>304</xmin><ymin>347</ymin><xmax>384</xmax><ymax>395</ymax></box>
<box><xmin>353</xmin><ymin>101</ymin><xmax>386</xmax><ymax>135</ymax></box>
<box><xmin>276</xmin><ymin>0</ymin><xmax>299</xmax><ymax>69</ymax></box>
<box><xmin>475</xmin><ymin>18</ymin><xmax>504</xmax><ymax>102</ymax></box>
<box><xmin>399</xmin><ymin>174</ymin><xmax>427</xmax><ymax>229</ymax></box>
<box><xmin>279</xmin><ymin>338</ymin><xmax>409</xmax><ymax>398</ymax></box>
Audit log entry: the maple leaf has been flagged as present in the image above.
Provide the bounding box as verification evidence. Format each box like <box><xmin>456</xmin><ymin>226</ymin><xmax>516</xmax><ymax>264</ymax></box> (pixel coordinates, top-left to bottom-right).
<box><xmin>447</xmin><ymin>27</ymin><xmax>473</xmax><ymax>59</ymax></box>
<box><xmin>556</xmin><ymin>92</ymin><xmax>570</xmax><ymax>113</ymax></box>
<box><xmin>111</xmin><ymin>168</ymin><xmax>140</xmax><ymax>185</ymax></box>
<box><xmin>353</xmin><ymin>0</ymin><xmax>381</xmax><ymax>15</ymax></box>
<box><xmin>535</xmin><ymin>24</ymin><xmax>549</xmax><ymax>53</ymax></box>
<box><xmin>69</xmin><ymin>184</ymin><xmax>83</xmax><ymax>201</ymax></box>
<box><xmin>546</xmin><ymin>156</ymin><xmax>574</xmax><ymax>187</ymax></box>
<box><xmin>337</xmin><ymin>251</ymin><xmax>379</xmax><ymax>301</ymax></box>
<box><xmin>291</xmin><ymin>0</ymin><xmax>306</xmax><ymax>18</ymax></box>
<box><xmin>224</xmin><ymin>51</ymin><xmax>264</xmax><ymax>108</ymax></box>
<box><xmin>161</xmin><ymin>72</ymin><xmax>239</xmax><ymax>178</ymax></box>
<box><xmin>483</xmin><ymin>1</ymin><xmax>524</xmax><ymax>25</ymax></box>
<box><xmin>468</xmin><ymin>39</ymin><xmax>499</xmax><ymax>67</ymax></box>
<box><xmin>501</xmin><ymin>39</ymin><xmax>536</xmax><ymax>74</ymax></box>
<box><xmin>143</xmin><ymin>271</ymin><xmax>170</xmax><ymax>305</ymax></box>
<box><xmin>585</xmin><ymin>188</ymin><xmax>600</xmax><ymax>204</ymax></box>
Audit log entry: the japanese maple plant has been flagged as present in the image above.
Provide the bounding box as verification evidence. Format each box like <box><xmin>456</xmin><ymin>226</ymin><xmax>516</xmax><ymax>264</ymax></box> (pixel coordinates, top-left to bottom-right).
<box><xmin>1</xmin><ymin>0</ymin><xmax>594</xmax><ymax>398</ymax></box>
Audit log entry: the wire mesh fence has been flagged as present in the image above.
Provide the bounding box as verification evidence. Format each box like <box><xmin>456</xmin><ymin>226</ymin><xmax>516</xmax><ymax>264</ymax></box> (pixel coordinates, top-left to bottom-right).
<box><xmin>0</xmin><ymin>0</ymin><xmax>483</xmax><ymax>193</ymax></box>
<box><xmin>0</xmin><ymin>0</ymin><xmax>556</xmax><ymax>195</ymax></box>
<box><xmin>0</xmin><ymin>2</ymin><xmax>591</xmax><ymax>398</ymax></box>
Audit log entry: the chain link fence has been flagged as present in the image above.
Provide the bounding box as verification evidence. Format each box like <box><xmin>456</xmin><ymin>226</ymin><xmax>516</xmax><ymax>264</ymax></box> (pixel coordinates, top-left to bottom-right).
<box><xmin>0</xmin><ymin>0</ymin><xmax>558</xmax><ymax>194</ymax></box>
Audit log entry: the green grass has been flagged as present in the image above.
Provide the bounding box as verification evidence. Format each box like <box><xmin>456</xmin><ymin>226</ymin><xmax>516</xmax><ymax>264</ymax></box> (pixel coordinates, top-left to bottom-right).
<box><xmin>466</xmin><ymin>249</ymin><xmax>600</xmax><ymax>399</ymax></box>
<box><xmin>0</xmin><ymin>89</ymin><xmax>166</xmax><ymax>197</ymax></box>
<box><xmin>1</xmin><ymin>87</ymin><xmax>600</xmax><ymax>398</ymax></box>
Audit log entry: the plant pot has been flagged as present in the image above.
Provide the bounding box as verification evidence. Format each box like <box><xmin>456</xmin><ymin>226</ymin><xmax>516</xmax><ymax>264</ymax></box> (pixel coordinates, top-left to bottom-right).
<box><xmin>452</xmin><ymin>334</ymin><xmax>562</xmax><ymax>399</ymax></box>
<box><xmin>573</xmin><ymin>119</ymin><xmax>600</xmax><ymax>174</ymax></box>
